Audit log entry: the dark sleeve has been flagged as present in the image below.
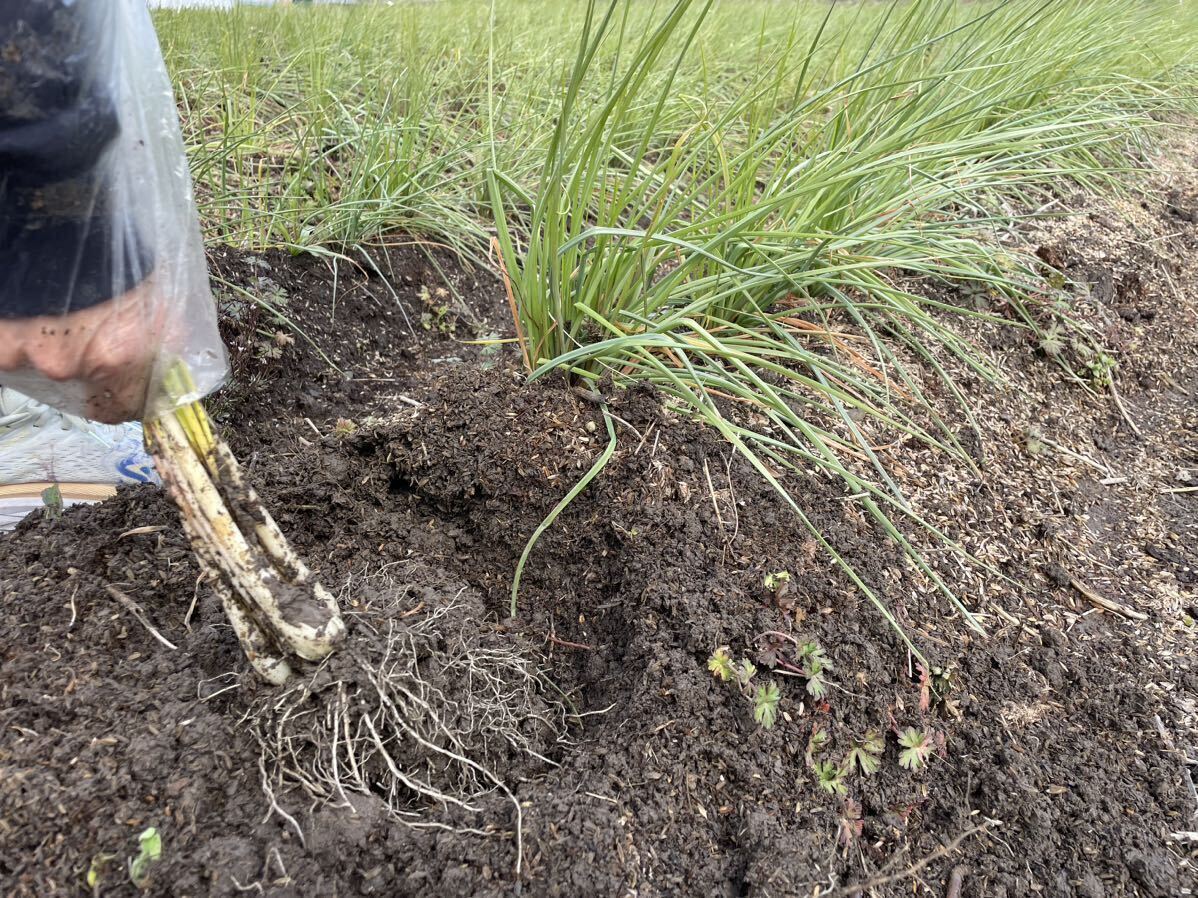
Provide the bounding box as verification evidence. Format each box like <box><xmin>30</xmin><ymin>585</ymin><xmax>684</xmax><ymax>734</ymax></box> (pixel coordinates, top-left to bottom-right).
<box><xmin>0</xmin><ymin>0</ymin><xmax>152</xmax><ymax>320</ymax></box>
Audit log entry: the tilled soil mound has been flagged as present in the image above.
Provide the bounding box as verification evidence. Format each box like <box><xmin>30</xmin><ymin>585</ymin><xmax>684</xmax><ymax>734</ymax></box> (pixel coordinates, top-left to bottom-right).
<box><xmin>3</xmin><ymin>150</ymin><xmax>1197</xmax><ymax>897</ymax></box>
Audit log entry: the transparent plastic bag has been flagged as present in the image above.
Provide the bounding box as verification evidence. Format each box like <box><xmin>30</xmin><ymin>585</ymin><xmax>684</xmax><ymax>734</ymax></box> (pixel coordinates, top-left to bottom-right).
<box><xmin>0</xmin><ymin>0</ymin><xmax>227</xmax><ymax>423</ymax></box>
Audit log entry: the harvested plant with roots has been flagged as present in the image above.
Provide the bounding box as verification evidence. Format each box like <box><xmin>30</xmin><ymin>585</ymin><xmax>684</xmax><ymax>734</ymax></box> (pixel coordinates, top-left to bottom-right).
<box><xmin>145</xmin><ymin>365</ymin><xmax>346</xmax><ymax>684</ymax></box>
<box><xmin>244</xmin><ymin>568</ymin><xmax>568</xmax><ymax>873</ymax></box>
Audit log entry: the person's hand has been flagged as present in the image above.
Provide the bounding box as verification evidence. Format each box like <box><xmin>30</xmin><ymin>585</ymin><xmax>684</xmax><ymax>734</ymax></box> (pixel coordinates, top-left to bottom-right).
<box><xmin>0</xmin><ymin>277</ymin><xmax>166</xmax><ymax>424</ymax></box>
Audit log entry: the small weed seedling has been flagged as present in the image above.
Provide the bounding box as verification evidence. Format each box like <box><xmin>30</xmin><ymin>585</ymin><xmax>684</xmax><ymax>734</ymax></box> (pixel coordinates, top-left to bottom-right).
<box><xmin>418</xmin><ymin>285</ymin><xmax>457</xmax><ymax>334</ymax></box>
<box><xmin>707</xmin><ymin>647</ymin><xmax>736</xmax><ymax>682</ymax></box>
<box><xmin>127</xmin><ymin>826</ymin><xmax>162</xmax><ymax>888</ymax></box>
<box><xmin>1038</xmin><ymin>325</ymin><xmax>1065</xmax><ymax>358</ymax></box>
<box><xmin>86</xmin><ymin>851</ymin><xmax>117</xmax><ymax>892</ymax></box>
<box><xmin>1073</xmin><ymin>340</ymin><xmax>1118</xmax><ymax>388</ymax></box>
<box><xmin>757</xmin><ymin>632</ymin><xmax>834</xmax><ymax>701</ymax></box>
<box><xmin>763</xmin><ymin>571</ymin><xmax>790</xmax><ymax>591</ymax></box>
<box><xmin>797</xmin><ymin>642</ymin><xmax>832</xmax><ymax>700</ymax></box>
<box><xmin>806</xmin><ymin>727</ymin><xmax>883</xmax><ymax>796</ymax></box>
<box><xmin>763</xmin><ymin>570</ymin><xmax>791</xmax><ymax>593</ymax></box>
<box><xmin>1025</xmin><ymin>426</ymin><xmax>1046</xmax><ymax>456</ymax></box>
<box><xmin>845</xmin><ymin>730</ymin><xmax>884</xmax><ymax>776</ymax></box>
<box><xmin>736</xmin><ymin>659</ymin><xmax>757</xmax><ymax>688</ymax></box>
<box><xmin>837</xmin><ymin>798</ymin><xmax>864</xmax><ymax>853</ymax></box>
<box><xmin>805</xmin><ymin>726</ymin><xmax>830</xmax><ymax>766</ymax></box>
<box><xmin>254</xmin><ymin>328</ymin><xmax>295</xmax><ymax>361</ymax></box>
<box><xmin>898</xmin><ymin>727</ymin><xmax>934</xmax><ymax>771</ymax></box>
<box><xmin>814</xmin><ymin>760</ymin><xmax>849</xmax><ymax>796</ymax></box>
<box><xmin>916</xmin><ymin>663</ymin><xmax>955</xmax><ymax>713</ymax></box>
<box><xmin>41</xmin><ymin>483</ymin><xmax>63</xmax><ymax>520</ymax></box>
<box><xmin>477</xmin><ymin>331</ymin><xmax>506</xmax><ymax>370</ymax></box>
<box><xmin>332</xmin><ymin>417</ymin><xmax>358</xmax><ymax>438</ymax></box>
<box><xmin>753</xmin><ymin>682</ymin><xmax>781</xmax><ymax>729</ymax></box>
<box><xmin>708</xmin><ymin>647</ymin><xmax>782</xmax><ymax>730</ymax></box>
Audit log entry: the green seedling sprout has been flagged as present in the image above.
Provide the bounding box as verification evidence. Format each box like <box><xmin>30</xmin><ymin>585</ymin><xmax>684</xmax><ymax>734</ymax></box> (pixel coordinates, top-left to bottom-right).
<box><xmin>86</xmin><ymin>852</ymin><xmax>116</xmax><ymax>891</ymax></box>
<box><xmin>707</xmin><ymin>646</ymin><xmax>735</xmax><ymax>682</ymax></box>
<box><xmin>898</xmin><ymin>727</ymin><xmax>934</xmax><ymax>771</ymax></box>
<box><xmin>708</xmin><ymin>646</ymin><xmax>782</xmax><ymax>730</ymax></box>
<box><xmin>753</xmin><ymin>682</ymin><xmax>781</xmax><ymax>730</ymax></box>
<box><xmin>814</xmin><ymin>760</ymin><xmax>849</xmax><ymax>796</ymax></box>
<box><xmin>41</xmin><ymin>483</ymin><xmax>63</xmax><ymax>520</ymax></box>
<box><xmin>764</xmin><ymin>571</ymin><xmax>791</xmax><ymax>592</ymax></box>
<box><xmin>128</xmin><ymin>827</ymin><xmax>162</xmax><ymax>888</ymax></box>
<box><xmin>845</xmin><ymin>730</ymin><xmax>884</xmax><ymax>776</ymax></box>
<box><xmin>805</xmin><ymin>726</ymin><xmax>830</xmax><ymax>767</ymax></box>
<box><xmin>797</xmin><ymin>642</ymin><xmax>833</xmax><ymax>700</ymax></box>
<box><xmin>736</xmin><ymin>659</ymin><xmax>758</xmax><ymax>690</ymax></box>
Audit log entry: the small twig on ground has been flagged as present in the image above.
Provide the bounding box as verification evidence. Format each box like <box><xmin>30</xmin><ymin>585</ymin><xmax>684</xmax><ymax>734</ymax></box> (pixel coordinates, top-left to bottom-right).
<box><xmin>584</xmin><ymin>791</ymin><xmax>620</xmax><ymax>804</ymax></box>
<box><xmin>1154</xmin><ymin>714</ymin><xmax>1198</xmax><ymax>820</ymax></box>
<box><xmin>1109</xmin><ymin>380</ymin><xmax>1142</xmax><ymax>438</ymax></box>
<box><xmin>989</xmin><ymin>602</ymin><xmax>1022</xmax><ymax>628</ymax></box>
<box><xmin>185</xmin><ymin>574</ymin><xmax>204</xmax><ymax>629</ymax></box>
<box><xmin>571</xmin><ymin>385</ymin><xmax>604</xmax><ymax>406</ymax></box>
<box><xmin>703</xmin><ymin>457</ymin><xmax>727</xmax><ymax>532</ymax></box>
<box><xmin>946</xmin><ymin>864</ymin><xmax>968</xmax><ymax>898</ymax></box>
<box><xmin>547</xmin><ymin>632</ymin><xmax>593</xmax><ymax>651</ymax></box>
<box><xmin>829</xmin><ymin>823</ymin><xmax>991</xmax><ymax>898</ymax></box>
<box><xmin>118</xmin><ymin>524</ymin><xmax>168</xmax><ymax>539</ymax></box>
<box><xmin>1036</xmin><ymin>432</ymin><xmax>1114</xmax><ymax>477</ymax></box>
<box><xmin>723</xmin><ymin>452</ymin><xmax>740</xmax><ymax>546</ymax></box>
<box><xmin>105</xmin><ymin>585</ymin><xmax>179</xmax><ymax>651</ymax></box>
<box><xmin>1067</xmin><ymin>574</ymin><xmax>1148</xmax><ymax>621</ymax></box>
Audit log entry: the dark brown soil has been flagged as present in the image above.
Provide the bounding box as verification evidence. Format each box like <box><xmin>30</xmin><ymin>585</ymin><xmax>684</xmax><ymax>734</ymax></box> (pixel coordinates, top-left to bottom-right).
<box><xmin>3</xmin><ymin>150</ymin><xmax>1197</xmax><ymax>897</ymax></box>
<box><xmin>206</xmin><ymin>240</ymin><xmax>505</xmax><ymax>430</ymax></box>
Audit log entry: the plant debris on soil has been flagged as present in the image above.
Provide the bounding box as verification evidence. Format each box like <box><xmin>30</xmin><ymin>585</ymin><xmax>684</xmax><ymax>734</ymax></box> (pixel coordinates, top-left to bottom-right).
<box><xmin>3</xmin><ymin>143</ymin><xmax>1197</xmax><ymax>897</ymax></box>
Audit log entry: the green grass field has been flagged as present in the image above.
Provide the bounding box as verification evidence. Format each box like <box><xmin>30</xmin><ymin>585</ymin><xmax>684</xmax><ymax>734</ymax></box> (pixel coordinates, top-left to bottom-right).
<box><xmin>157</xmin><ymin>0</ymin><xmax>1198</xmax><ymax>647</ymax></box>
<box><xmin>158</xmin><ymin>0</ymin><xmax>1197</xmax><ymax>251</ymax></box>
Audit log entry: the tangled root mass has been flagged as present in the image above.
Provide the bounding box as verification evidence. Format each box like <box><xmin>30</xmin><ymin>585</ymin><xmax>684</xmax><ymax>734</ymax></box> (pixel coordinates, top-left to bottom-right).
<box><xmin>245</xmin><ymin>563</ymin><xmax>568</xmax><ymax>869</ymax></box>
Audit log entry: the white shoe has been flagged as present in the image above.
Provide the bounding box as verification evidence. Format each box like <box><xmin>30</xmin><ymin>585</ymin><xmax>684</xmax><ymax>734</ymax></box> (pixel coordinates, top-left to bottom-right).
<box><xmin>0</xmin><ymin>387</ymin><xmax>159</xmax><ymax>530</ymax></box>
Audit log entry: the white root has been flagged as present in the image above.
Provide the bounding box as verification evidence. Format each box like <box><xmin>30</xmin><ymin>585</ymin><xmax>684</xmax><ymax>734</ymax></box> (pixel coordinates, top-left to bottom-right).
<box><xmin>245</xmin><ymin>574</ymin><xmax>570</xmax><ymax>875</ymax></box>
